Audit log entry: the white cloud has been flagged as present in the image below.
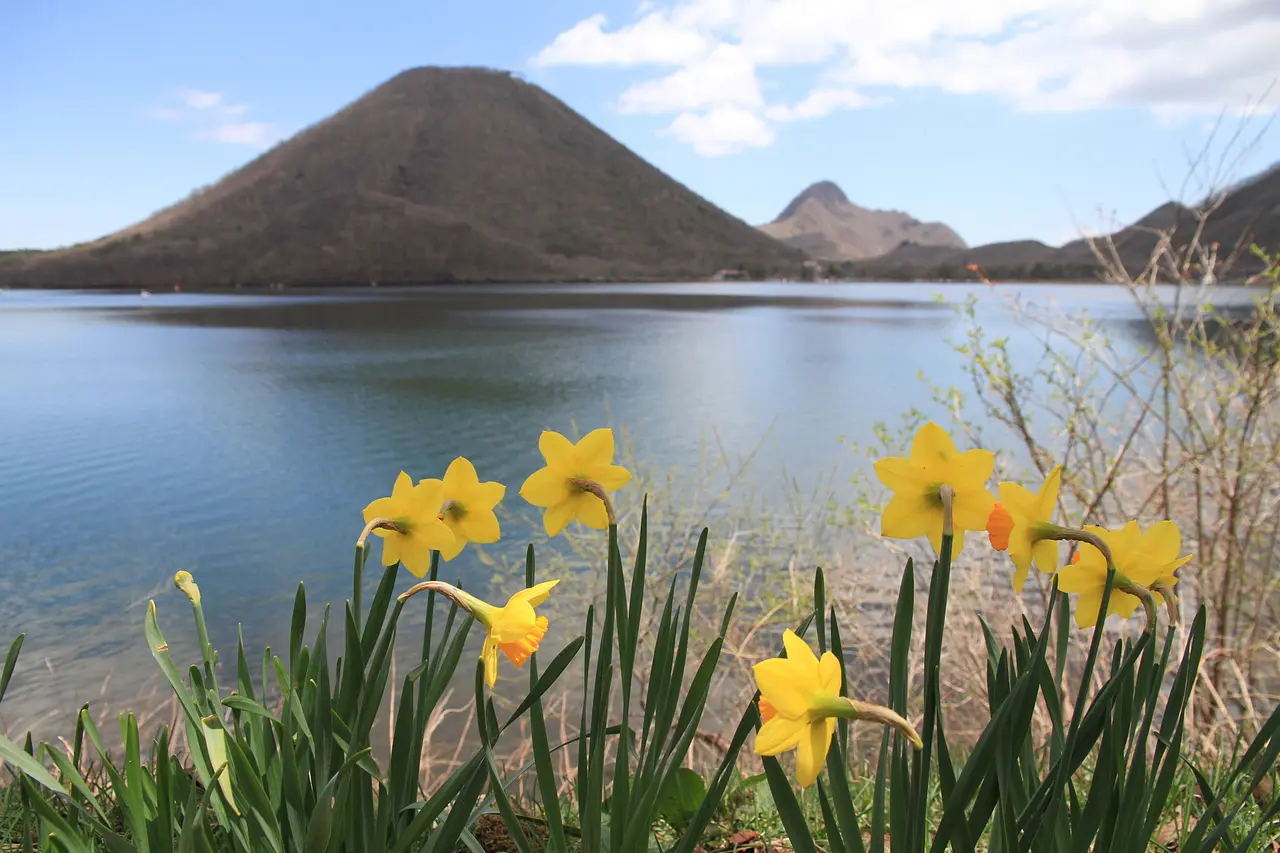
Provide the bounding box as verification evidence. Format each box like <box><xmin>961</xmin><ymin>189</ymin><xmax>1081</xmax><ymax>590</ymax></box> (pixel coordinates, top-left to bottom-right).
<box><xmin>619</xmin><ymin>44</ymin><xmax>762</xmax><ymax>113</ymax></box>
<box><xmin>766</xmin><ymin>87</ymin><xmax>883</xmax><ymax>121</ymax></box>
<box><xmin>665</xmin><ymin>105</ymin><xmax>776</xmax><ymax>156</ymax></box>
<box><xmin>145</xmin><ymin>88</ymin><xmax>281</xmax><ymax>149</ymax></box>
<box><xmin>206</xmin><ymin>121</ymin><xmax>279</xmax><ymax>149</ymax></box>
<box><xmin>532</xmin><ymin>12</ymin><xmax>710</xmax><ymax>66</ymax></box>
<box><xmin>534</xmin><ymin>0</ymin><xmax>1280</xmax><ymax>155</ymax></box>
<box><xmin>144</xmin><ymin>107</ymin><xmax>186</xmax><ymax>123</ymax></box>
<box><xmin>180</xmin><ymin>89</ymin><xmax>224</xmax><ymax>110</ymax></box>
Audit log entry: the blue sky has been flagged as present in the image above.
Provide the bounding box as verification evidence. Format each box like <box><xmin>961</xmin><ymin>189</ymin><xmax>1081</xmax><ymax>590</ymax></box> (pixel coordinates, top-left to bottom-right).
<box><xmin>2</xmin><ymin>0</ymin><xmax>1277</xmax><ymax>251</ymax></box>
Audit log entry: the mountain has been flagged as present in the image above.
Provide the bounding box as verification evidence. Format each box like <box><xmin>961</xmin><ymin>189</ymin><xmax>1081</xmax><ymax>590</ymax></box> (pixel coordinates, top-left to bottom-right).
<box><xmin>2</xmin><ymin>67</ymin><xmax>802</xmax><ymax>288</ymax></box>
<box><xmin>758</xmin><ymin>181</ymin><xmax>967</xmax><ymax>261</ymax></box>
<box><xmin>843</xmin><ymin>166</ymin><xmax>1280</xmax><ymax>282</ymax></box>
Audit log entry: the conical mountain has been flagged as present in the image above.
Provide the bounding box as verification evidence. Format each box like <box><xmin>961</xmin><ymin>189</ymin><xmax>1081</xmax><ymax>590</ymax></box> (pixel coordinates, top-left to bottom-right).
<box><xmin>759</xmin><ymin>180</ymin><xmax>966</xmax><ymax>261</ymax></box>
<box><xmin>6</xmin><ymin>67</ymin><xmax>801</xmax><ymax>287</ymax></box>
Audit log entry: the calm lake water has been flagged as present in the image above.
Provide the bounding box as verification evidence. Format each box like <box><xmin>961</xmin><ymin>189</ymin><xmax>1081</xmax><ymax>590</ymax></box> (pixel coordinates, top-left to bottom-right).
<box><xmin>0</xmin><ymin>282</ymin><xmax>1253</xmax><ymax>737</ymax></box>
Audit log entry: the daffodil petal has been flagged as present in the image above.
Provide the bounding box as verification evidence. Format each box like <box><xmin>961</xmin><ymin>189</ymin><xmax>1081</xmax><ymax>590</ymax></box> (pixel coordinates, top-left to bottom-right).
<box><xmin>481</xmin><ymin>637</ymin><xmax>499</xmax><ymax>688</ymax></box>
<box><xmin>380</xmin><ymin>535</ymin><xmax>402</xmax><ymax>568</ymax></box>
<box><xmin>1074</xmin><ymin>591</ymin><xmax>1103</xmax><ymax>629</ymax></box>
<box><xmin>1110</xmin><ymin>592</ymin><xmax>1143</xmax><ymax>620</ymax></box>
<box><xmin>436</xmin><ymin>530</ymin><xmax>466</xmax><ymax>562</ymax></box>
<box><xmin>520</xmin><ymin>467</ymin><xmax>572</xmax><ymax>508</ymax></box>
<box><xmin>950</xmin><ymin>449</ymin><xmax>995</xmax><ymax>489</ymax></box>
<box><xmin>471</xmin><ymin>481</ymin><xmax>507</xmax><ymax>510</ymax></box>
<box><xmin>751</xmin><ymin>658</ymin><xmax>811</xmax><ymax>719</ymax></box>
<box><xmin>996</xmin><ymin>482</ymin><xmax>1038</xmax><ymax>521</ymax></box>
<box><xmin>753</xmin><ymin>715</ymin><xmax>807</xmax><ymax>756</ymax></box>
<box><xmin>538</xmin><ymin>431</ymin><xmax>577</xmax><ymax>474</ymax></box>
<box><xmin>391</xmin><ymin>470</ymin><xmax>415</xmax><ymax>499</ymax></box>
<box><xmin>542</xmin><ymin>500</ymin><xmax>578</xmax><ymax>537</ymax></box>
<box><xmin>363</xmin><ymin>496</ymin><xmax>399</xmax><ymax>524</ymax></box>
<box><xmin>874</xmin><ymin>457</ymin><xmax>929</xmax><ymax>493</ymax></box>
<box><xmin>512</xmin><ymin>580</ymin><xmax>560</xmax><ymax>608</ymax></box>
<box><xmin>410</xmin><ymin>480</ymin><xmax>447</xmax><ymax>516</ymax></box>
<box><xmin>1031</xmin><ymin>539</ymin><xmax>1059</xmax><ymax>576</ymax></box>
<box><xmin>881</xmin><ymin>494</ymin><xmax>935</xmax><ymax>541</ymax></box>
<box><xmin>591</xmin><ymin>464</ymin><xmax>632</xmax><ymax>491</ymax></box>
<box><xmin>952</xmin><ymin>485</ymin><xmax>997</xmax><ymax>532</ymax></box>
<box><xmin>574</xmin><ymin>492</ymin><xmax>611</xmax><ymax>529</ymax></box>
<box><xmin>1141</xmin><ymin>521</ymin><xmax>1182</xmax><ymax>565</ymax></box>
<box><xmin>1012</xmin><ymin>560</ymin><xmax>1030</xmax><ymax>595</ymax></box>
<box><xmin>575</xmin><ymin>428</ymin><xmax>616</xmax><ymax>469</ymax></box>
<box><xmin>443</xmin><ymin>457</ymin><xmax>479</xmax><ymax>491</ymax></box>
<box><xmin>795</xmin><ymin>719</ymin><xmax>835</xmax><ymax>788</ymax></box>
<box><xmin>910</xmin><ymin>422</ymin><xmax>960</xmax><ymax>465</ymax></box>
<box><xmin>1037</xmin><ymin>466</ymin><xmax>1062</xmax><ymax>518</ymax></box>
<box><xmin>818</xmin><ymin>651</ymin><xmax>842</xmax><ymax>696</ymax></box>
<box><xmin>781</xmin><ymin>630</ymin><xmax>820</xmax><ymax>679</ymax></box>
<box><xmin>399</xmin><ymin>536</ymin><xmax>434</xmax><ymax>578</ymax></box>
<box><xmin>492</xmin><ymin>598</ymin><xmax>537</xmax><ymax>643</ymax></box>
<box><xmin>458</xmin><ymin>509</ymin><xmax>501</xmax><ymax>545</ymax></box>
<box><xmin>1054</xmin><ymin>564</ymin><xmax>1099</xmax><ymax>596</ymax></box>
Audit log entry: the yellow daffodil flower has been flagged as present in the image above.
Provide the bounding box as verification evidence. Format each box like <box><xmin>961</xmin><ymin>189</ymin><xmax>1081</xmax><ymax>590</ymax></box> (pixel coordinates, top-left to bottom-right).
<box><xmin>752</xmin><ymin>630</ymin><xmax>921</xmax><ymax>788</ymax></box>
<box><xmin>1139</xmin><ymin>520</ymin><xmax>1192</xmax><ymax>590</ymax></box>
<box><xmin>399</xmin><ymin>579</ymin><xmax>560</xmax><ymax>687</ymax></box>
<box><xmin>1139</xmin><ymin>520</ymin><xmax>1190</xmax><ymax>617</ymax></box>
<box><xmin>874</xmin><ymin>422</ymin><xmax>996</xmax><ymax>554</ymax></box>
<box><xmin>520</xmin><ymin>428</ymin><xmax>632</xmax><ymax>535</ymax></box>
<box><xmin>362</xmin><ymin>472</ymin><xmax>457</xmax><ymax>577</ymax></box>
<box><xmin>425</xmin><ymin>457</ymin><xmax>506</xmax><ymax>561</ymax></box>
<box><xmin>1056</xmin><ymin>521</ymin><xmax>1168</xmax><ymax>629</ymax></box>
<box><xmin>987</xmin><ymin>465</ymin><xmax>1063</xmax><ymax>593</ymax></box>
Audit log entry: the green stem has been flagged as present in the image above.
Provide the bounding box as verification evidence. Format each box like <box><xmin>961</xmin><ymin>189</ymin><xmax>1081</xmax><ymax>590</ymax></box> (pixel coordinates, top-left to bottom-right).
<box><xmin>191</xmin><ymin>599</ymin><xmax>219</xmax><ymax>699</ymax></box>
<box><xmin>908</xmin><ymin>484</ymin><xmax>955</xmax><ymax>853</ymax></box>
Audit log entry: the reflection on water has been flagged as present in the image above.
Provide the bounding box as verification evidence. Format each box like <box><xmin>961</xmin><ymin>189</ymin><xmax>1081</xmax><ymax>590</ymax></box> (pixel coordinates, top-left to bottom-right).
<box><xmin>0</xmin><ymin>282</ymin><xmax>1258</xmax><ymax>737</ymax></box>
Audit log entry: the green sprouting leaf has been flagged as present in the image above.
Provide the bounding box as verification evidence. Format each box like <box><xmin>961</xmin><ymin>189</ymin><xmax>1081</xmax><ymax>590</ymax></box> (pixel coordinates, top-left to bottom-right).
<box><xmin>657</xmin><ymin>768</ymin><xmax>707</xmax><ymax>830</ymax></box>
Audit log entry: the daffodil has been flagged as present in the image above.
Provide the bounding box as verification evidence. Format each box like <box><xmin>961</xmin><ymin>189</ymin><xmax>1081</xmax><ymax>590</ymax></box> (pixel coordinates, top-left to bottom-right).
<box><xmin>987</xmin><ymin>466</ymin><xmax>1063</xmax><ymax>593</ymax></box>
<box><xmin>752</xmin><ymin>630</ymin><xmax>921</xmax><ymax>788</ymax></box>
<box><xmin>520</xmin><ymin>429</ymin><xmax>632</xmax><ymax>535</ymax></box>
<box><xmin>426</xmin><ymin>457</ymin><xmax>506</xmax><ymax>561</ymax></box>
<box><xmin>399</xmin><ymin>579</ymin><xmax>560</xmax><ymax>687</ymax></box>
<box><xmin>1139</xmin><ymin>520</ymin><xmax>1192</xmax><ymax>588</ymax></box>
<box><xmin>1139</xmin><ymin>520</ymin><xmax>1190</xmax><ymax>619</ymax></box>
<box><xmin>361</xmin><ymin>472</ymin><xmax>457</xmax><ymax>577</ymax></box>
<box><xmin>874</xmin><ymin>422</ymin><xmax>996</xmax><ymax>554</ymax></box>
<box><xmin>1055</xmin><ymin>521</ymin><xmax>1167</xmax><ymax>629</ymax></box>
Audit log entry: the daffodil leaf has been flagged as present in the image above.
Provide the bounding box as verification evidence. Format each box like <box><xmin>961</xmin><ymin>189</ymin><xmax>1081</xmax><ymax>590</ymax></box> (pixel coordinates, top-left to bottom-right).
<box><xmin>0</xmin><ymin>633</ymin><xmax>23</xmax><ymax>708</ymax></box>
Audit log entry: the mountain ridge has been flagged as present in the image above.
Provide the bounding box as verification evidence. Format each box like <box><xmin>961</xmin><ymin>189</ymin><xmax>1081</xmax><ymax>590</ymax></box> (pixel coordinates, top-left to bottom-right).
<box><xmin>758</xmin><ymin>180</ymin><xmax>967</xmax><ymax>261</ymax></box>
<box><xmin>840</xmin><ymin>166</ymin><xmax>1279</xmax><ymax>281</ymax></box>
<box><xmin>1</xmin><ymin>66</ymin><xmax>802</xmax><ymax>288</ymax></box>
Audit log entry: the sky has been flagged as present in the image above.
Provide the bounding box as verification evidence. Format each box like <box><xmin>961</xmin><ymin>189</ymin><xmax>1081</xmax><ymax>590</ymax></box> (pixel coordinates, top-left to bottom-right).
<box><xmin>2</xmin><ymin>0</ymin><xmax>1278</xmax><ymax>251</ymax></box>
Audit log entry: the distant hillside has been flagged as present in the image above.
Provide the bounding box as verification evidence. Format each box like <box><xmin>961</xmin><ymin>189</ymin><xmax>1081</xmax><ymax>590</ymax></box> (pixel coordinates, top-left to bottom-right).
<box><xmin>2</xmin><ymin>67</ymin><xmax>802</xmax><ymax>288</ymax></box>
<box><xmin>758</xmin><ymin>181</ymin><xmax>966</xmax><ymax>261</ymax></box>
<box><xmin>843</xmin><ymin>167</ymin><xmax>1280</xmax><ymax>282</ymax></box>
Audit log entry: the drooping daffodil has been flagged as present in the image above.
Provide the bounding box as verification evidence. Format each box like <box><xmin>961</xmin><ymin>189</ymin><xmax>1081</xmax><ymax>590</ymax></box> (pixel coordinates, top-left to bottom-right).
<box><xmin>520</xmin><ymin>428</ymin><xmax>632</xmax><ymax>535</ymax></box>
<box><xmin>426</xmin><ymin>457</ymin><xmax>506</xmax><ymax>561</ymax></box>
<box><xmin>361</xmin><ymin>472</ymin><xmax>457</xmax><ymax>577</ymax></box>
<box><xmin>1055</xmin><ymin>521</ymin><xmax>1186</xmax><ymax>629</ymax></box>
<box><xmin>752</xmin><ymin>630</ymin><xmax>921</xmax><ymax>788</ymax></box>
<box><xmin>874</xmin><ymin>422</ymin><xmax>996</xmax><ymax>554</ymax></box>
<box><xmin>399</xmin><ymin>579</ymin><xmax>560</xmax><ymax>687</ymax></box>
<box><xmin>987</xmin><ymin>465</ymin><xmax>1063</xmax><ymax>594</ymax></box>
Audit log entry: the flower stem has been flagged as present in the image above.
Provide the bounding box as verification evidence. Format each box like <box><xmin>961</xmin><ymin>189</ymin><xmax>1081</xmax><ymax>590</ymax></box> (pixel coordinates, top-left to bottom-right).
<box><xmin>570</xmin><ymin>478</ymin><xmax>616</xmax><ymax>525</ymax></box>
<box><xmin>1150</xmin><ymin>579</ymin><xmax>1180</xmax><ymax>626</ymax></box>
<box><xmin>845</xmin><ymin>699</ymin><xmax>924</xmax><ymax>750</ymax></box>
<box><xmin>356</xmin><ymin>516</ymin><xmax>404</xmax><ymax>550</ymax></box>
<box><xmin>938</xmin><ymin>484</ymin><xmax>955</xmax><ymax>537</ymax></box>
<box><xmin>1042</xmin><ymin>526</ymin><xmax>1113</xmax><ymax>567</ymax></box>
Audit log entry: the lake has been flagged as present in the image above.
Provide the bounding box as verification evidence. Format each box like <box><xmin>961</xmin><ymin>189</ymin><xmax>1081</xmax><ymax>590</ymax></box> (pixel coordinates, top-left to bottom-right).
<box><xmin>0</xmin><ymin>282</ymin><xmax>1250</xmax><ymax>738</ymax></box>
